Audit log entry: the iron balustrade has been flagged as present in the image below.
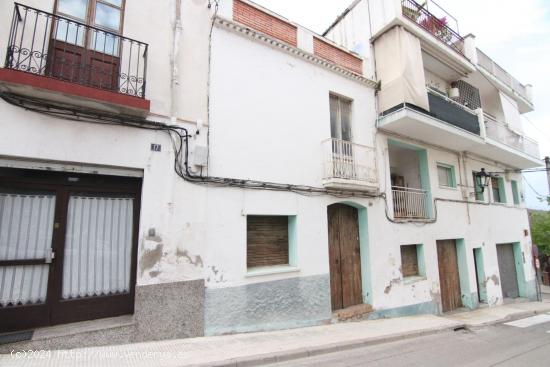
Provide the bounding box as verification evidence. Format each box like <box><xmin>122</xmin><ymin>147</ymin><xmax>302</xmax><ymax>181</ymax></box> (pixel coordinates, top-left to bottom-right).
<box><xmin>4</xmin><ymin>3</ymin><xmax>148</xmax><ymax>98</ymax></box>
<box><xmin>392</xmin><ymin>186</ymin><xmax>430</xmax><ymax>219</ymax></box>
<box><xmin>322</xmin><ymin>138</ymin><xmax>378</xmax><ymax>184</ymax></box>
<box><xmin>401</xmin><ymin>0</ymin><xmax>465</xmax><ymax>56</ymax></box>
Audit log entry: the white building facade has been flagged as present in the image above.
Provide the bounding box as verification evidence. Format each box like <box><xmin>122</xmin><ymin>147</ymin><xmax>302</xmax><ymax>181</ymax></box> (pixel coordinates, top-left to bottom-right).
<box><xmin>0</xmin><ymin>0</ymin><xmax>542</xmax><ymax>349</ymax></box>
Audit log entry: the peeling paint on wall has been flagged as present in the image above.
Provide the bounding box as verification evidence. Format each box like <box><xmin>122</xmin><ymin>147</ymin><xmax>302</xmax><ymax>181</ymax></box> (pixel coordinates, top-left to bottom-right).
<box><xmin>176</xmin><ymin>248</ymin><xmax>204</xmax><ymax>267</ymax></box>
<box><xmin>384</xmin><ymin>277</ymin><xmax>401</xmax><ymax>294</ymax></box>
<box><xmin>487</xmin><ymin>274</ymin><xmax>500</xmax><ymax>286</ymax></box>
<box><xmin>139</xmin><ymin>234</ymin><xmax>164</xmax><ymax>277</ymax></box>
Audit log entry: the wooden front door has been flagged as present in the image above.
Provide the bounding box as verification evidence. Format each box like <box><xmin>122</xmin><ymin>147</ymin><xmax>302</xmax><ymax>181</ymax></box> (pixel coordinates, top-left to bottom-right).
<box><xmin>327</xmin><ymin>204</ymin><xmax>362</xmax><ymax>311</ymax></box>
<box><xmin>437</xmin><ymin>240</ymin><xmax>462</xmax><ymax>312</ymax></box>
<box><xmin>0</xmin><ymin>168</ymin><xmax>141</xmax><ymax>332</ymax></box>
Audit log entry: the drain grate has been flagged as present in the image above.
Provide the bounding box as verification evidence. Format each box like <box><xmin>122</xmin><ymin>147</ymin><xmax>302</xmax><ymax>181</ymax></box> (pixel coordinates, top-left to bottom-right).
<box><xmin>0</xmin><ymin>331</ymin><xmax>34</xmax><ymax>345</ymax></box>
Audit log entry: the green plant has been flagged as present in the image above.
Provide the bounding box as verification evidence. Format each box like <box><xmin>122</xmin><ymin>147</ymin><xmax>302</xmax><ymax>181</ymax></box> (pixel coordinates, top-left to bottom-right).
<box><xmin>531</xmin><ymin>211</ymin><xmax>550</xmax><ymax>256</ymax></box>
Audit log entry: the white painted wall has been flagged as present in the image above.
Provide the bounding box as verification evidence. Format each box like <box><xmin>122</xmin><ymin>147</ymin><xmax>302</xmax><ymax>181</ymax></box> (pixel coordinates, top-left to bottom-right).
<box><xmin>0</xmin><ymin>0</ymin><xmax>537</xmax><ymax>322</ymax></box>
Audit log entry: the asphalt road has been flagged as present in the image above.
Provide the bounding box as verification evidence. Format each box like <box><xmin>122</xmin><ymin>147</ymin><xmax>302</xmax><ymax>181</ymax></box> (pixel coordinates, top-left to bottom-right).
<box><xmin>266</xmin><ymin>313</ymin><xmax>550</xmax><ymax>367</ymax></box>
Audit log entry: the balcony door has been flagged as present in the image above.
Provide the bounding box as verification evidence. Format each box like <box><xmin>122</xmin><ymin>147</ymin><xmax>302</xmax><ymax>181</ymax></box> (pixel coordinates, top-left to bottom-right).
<box><xmin>47</xmin><ymin>0</ymin><xmax>125</xmax><ymax>91</ymax></box>
<box><xmin>329</xmin><ymin>95</ymin><xmax>355</xmax><ymax>178</ymax></box>
<box><xmin>0</xmin><ymin>168</ymin><xmax>140</xmax><ymax>332</ymax></box>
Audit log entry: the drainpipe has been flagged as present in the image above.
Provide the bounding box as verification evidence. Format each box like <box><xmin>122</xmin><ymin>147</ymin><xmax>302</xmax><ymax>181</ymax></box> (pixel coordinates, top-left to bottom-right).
<box><xmin>170</xmin><ymin>0</ymin><xmax>183</xmax><ymax>122</ymax></box>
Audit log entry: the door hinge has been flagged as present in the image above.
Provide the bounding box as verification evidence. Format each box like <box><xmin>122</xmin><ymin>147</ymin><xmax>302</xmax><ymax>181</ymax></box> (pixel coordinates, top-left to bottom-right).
<box><xmin>45</xmin><ymin>248</ymin><xmax>55</xmax><ymax>264</ymax></box>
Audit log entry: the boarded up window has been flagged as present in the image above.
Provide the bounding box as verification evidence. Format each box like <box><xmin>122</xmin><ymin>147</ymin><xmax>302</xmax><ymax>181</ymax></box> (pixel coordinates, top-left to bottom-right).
<box><xmin>401</xmin><ymin>245</ymin><xmax>419</xmax><ymax>277</ymax></box>
<box><xmin>247</xmin><ymin>216</ymin><xmax>289</xmax><ymax>268</ymax></box>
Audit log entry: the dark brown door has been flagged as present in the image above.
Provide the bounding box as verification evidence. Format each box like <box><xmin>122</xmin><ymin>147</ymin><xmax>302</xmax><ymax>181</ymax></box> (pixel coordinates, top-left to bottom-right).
<box><xmin>327</xmin><ymin>204</ymin><xmax>362</xmax><ymax>311</ymax></box>
<box><xmin>0</xmin><ymin>168</ymin><xmax>140</xmax><ymax>332</ymax></box>
<box><xmin>47</xmin><ymin>37</ymin><xmax>120</xmax><ymax>91</ymax></box>
<box><xmin>437</xmin><ymin>240</ymin><xmax>462</xmax><ymax>312</ymax></box>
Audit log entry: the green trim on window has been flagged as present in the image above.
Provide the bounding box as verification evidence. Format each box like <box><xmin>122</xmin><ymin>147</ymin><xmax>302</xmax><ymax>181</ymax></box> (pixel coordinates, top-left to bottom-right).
<box><xmin>436</xmin><ymin>163</ymin><xmax>456</xmax><ymax>188</ymax></box>
<box><xmin>511</xmin><ymin>180</ymin><xmax>520</xmax><ymax>205</ymax></box>
<box><xmin>416</xmin><ymin>244</ymin><xmax>426</xmax><ymax>277</ymax></box>
<box><xmin>497</xmin><ymin>177</ymin><xmax>507</xmax><ymax>204</ymax></box>
<box><xmin>288</xmin><ymin>216</ymin><xmax>298</xmax><ymax>267</ymax></box>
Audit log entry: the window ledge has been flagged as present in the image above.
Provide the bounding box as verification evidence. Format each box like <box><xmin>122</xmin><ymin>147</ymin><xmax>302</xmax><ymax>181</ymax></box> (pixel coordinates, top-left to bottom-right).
<box><xmin>438</xmin><ymin>185</ymin><xmax>457</xmax><ymax>191</ymax></box>
<box><xmin>246</xmin><ymin>265</ymin><xmax>300</xmax><ymax>278</ymax></box>
<box><xmin>403</xmin><ymin>276</ymin><xmax>427</xmax><ymax>285</ymax></box>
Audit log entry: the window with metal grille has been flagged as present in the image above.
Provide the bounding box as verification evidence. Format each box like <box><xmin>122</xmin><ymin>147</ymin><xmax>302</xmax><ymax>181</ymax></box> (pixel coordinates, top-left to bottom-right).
<box><xmin>247</xmin><ymin>216</ymin><xmax>289</xmax><ymax>269</ymax></box>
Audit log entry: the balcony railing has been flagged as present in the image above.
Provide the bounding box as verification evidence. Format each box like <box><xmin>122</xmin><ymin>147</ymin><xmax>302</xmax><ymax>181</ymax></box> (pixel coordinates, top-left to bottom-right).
<box><xmin>477</xmin><ymin>49</ymin><xmax>531</xmax><ymax>104</ymax></box>
<box><xmin>484</xmin><ymin>114</ymin><xmax>540</xmax><ymax>158</ymax></box>
<box><xmin>392</xmin><ymin>186</ymin><xmax>430</xmax><ymax>219</ymax></box>
<box><xmin>4</xmin><ymin>3</ymin><xmax>148</xmax><ymax>98</ymax></box>
<box><xmin>322</xmin><ymin>138</ymin><xmax>377</xmax><ymax>184</ymax></box>
<box><xmin>427</xmin><ymin>88</ymin><xmax>481</xmax><ymax>135</ymax></box>
<box><xmin>401</xmin><ymin>0</ymin><xmax>464</xmax><ymax>56</ymax></box>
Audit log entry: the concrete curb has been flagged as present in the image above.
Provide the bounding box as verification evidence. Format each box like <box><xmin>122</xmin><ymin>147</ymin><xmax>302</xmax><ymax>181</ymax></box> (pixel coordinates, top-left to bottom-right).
<box><xmin>190</xmin><ymin>323</ymin><xmax>465</xmax><ymax>367</ymax></box>
<box><xmin>463</xmin><ymin>306</ymin><xmax>550</xmax><ymax>329</ymax></box>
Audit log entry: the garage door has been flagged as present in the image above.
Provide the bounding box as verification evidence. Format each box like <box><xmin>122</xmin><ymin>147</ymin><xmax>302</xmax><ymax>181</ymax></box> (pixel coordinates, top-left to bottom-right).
<box><xmin>0</xmin><ymin>168</ymin><xmax>141</xmax><ymax>332</ymax></box>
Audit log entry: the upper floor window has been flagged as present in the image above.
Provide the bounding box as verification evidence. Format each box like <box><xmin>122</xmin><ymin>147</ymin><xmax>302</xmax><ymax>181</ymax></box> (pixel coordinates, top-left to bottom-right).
<box><xmin>329</xmin><ymin>95</ymin><xmax>352</xmax><ymax>142</ymax></box>
<box><xmin>491</xmin><ymin>177</ymin><xmax>507</xmax><ymax>204</ymax></box>
<box><xmin>55</xmin><ymin>0</ymin><xmax>125</xmax><ymax>53</ymax></box>
<box><xmin>437</xmin><ymin>163</ymin><xmax>456</xmax><ymax>188</ymax></box>
<box><xmin>57</xmin><ymin>0</ymin><xmax>124</xmax><ymax>32</ymax></box>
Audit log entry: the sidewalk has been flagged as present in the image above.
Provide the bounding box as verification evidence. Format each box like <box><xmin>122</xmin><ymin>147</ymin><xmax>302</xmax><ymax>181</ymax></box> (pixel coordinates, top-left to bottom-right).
<box><xmin>2</xmin><ymin>301</ymin><xmax>550</xmax><ymax>367</ymax></box>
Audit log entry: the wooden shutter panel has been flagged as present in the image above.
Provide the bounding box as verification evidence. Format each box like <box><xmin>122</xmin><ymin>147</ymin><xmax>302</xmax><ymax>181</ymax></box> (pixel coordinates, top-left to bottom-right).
<box><xmin>401</xmin><ymin>245</ymin><xmax>419</xmax><ymax>277</ymax></box>
<box><xmin>247</xmin><ymin>216</ymin><xmax>289</xmax><ymax>268</ymax></box>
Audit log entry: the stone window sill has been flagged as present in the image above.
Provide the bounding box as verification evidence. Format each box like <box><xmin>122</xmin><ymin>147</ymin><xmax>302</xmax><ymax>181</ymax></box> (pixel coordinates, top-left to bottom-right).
<box><xmin>246</xmin><ymin>265</ymin><xmax>300</xmax><ymax>278</ymax></box>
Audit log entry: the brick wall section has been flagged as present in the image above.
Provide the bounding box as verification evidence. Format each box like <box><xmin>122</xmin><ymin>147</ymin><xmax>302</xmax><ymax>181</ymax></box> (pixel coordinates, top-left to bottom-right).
<box><xmin>233</xmin><ymin>0</ymin><xmax>298</xmax><ymax>47</ymax></box>
<box><xmin>313</xmin><ymin>37</ymin><xmax>363</xmax><ymax>75</ymax></box>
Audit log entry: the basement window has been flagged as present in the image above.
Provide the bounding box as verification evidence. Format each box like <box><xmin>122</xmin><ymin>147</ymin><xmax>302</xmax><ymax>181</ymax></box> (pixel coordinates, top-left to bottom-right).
<box><xmin>246</xmin><ymin>215</ymin><xmax>296</xmax><ymax>270</ymax></box>
<box><xmin>400</xmin><ymin>244</ymin><xmax>425</xmax><ymax>279</ymax></box>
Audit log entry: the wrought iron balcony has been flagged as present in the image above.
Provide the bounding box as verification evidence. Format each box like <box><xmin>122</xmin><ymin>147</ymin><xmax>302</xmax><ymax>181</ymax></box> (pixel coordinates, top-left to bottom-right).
<box><xmin>401</xmin><ymin>0</ymin><xmax>464</xmax><ymax>56</ymax></box>
<box><xmin>322</xmin><ymin>138</ymin><xmax>378</xmax><ymax>189</ymax></box>
<box><xmin>4</xmin><ymin>3</ymin><xmax>148</xmax><ymax>98</ymax></box>
<box><xmin>392</xmin><ymin>186</ymin><xmax>430</xmax><ymax>219</ymax></box>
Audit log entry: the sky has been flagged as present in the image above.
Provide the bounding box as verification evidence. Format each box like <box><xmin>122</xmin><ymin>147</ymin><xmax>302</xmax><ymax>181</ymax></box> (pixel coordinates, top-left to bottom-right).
<box><xmin>252</xmin><ymin>0</ymin><xmax>550</xmax><ymax>211</ymax></box>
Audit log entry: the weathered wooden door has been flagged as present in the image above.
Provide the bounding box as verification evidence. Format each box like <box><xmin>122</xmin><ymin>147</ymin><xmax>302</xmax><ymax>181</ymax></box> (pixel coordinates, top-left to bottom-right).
<box><xmin>497</xmin><ymin>243</ymin><xmax>520</xmax><ymax>299</ymax></box>
<box><xmin>327</xmin><ymin>204</ymin><xmax>362</xmax><ymax>311</ymax></box>
<box><xmin>437</xmin><ymin>240</ymin><xmax>462</xmax><ymax>312</ymax></box>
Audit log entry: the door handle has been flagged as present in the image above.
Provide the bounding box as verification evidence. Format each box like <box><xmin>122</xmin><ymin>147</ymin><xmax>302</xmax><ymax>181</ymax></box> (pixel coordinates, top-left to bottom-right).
<box><xmin>45</xmin><ymin>248</ymin><xmax>55</xmax><ymax>264</ymax></box>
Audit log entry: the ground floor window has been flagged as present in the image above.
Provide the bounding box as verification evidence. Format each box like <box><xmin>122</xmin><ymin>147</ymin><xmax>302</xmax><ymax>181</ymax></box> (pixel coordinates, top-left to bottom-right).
<box><xmin>246</xmin><ymin>215</ymin><xmax>295</xmax><ymax>269</ymax></box>
<box><xmin>400</xmin><ymin>244</ymin><xmax>425</xmax><ymax>278</ymax></box>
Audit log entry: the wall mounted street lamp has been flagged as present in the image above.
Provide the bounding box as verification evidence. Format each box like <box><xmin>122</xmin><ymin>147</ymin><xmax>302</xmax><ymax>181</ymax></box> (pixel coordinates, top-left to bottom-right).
<box><xmin>474</xmin><ymin>168</ymin><xmax>495</xmax><ymax>193</ymax></box>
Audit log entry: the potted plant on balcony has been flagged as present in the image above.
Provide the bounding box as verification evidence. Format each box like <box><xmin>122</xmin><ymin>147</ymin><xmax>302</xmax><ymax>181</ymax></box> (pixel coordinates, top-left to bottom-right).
<box><xmin>419</xmin><ymin>15</ymin><xmax>452</xmax><ymax>43</ymax></box>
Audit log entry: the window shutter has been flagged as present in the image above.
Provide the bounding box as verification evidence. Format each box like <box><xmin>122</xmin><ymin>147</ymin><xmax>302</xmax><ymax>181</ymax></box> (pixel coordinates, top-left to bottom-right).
<box><xmin>247</xmin><ymin>216</ymin><xmax>289</xmax><ymax>268</ymax></box>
